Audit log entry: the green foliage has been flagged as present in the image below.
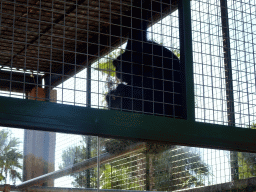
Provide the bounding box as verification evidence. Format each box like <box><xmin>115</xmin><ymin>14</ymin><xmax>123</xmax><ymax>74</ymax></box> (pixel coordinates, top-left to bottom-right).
<box><xmin>172</xmin><ymin>49</ymin><xmax>180</xmax><ymax>58</ymax></box>
<box><xmin>59</xmin><ymin>136</ymin><xmax>99</xmax><ymax>188</ymax></box>
<box><xmin>60</xmin><ymin>137</ymin><xmax>142</xmax><ymax>189</ymax></box>
<box><xmin>100</xmin><ymin>162</ymin><xmax>141</xmax><ymax>190</ymax></box>
<box><xmin>97</xmin><ymin>61</ymin><xmax>116</xmax><ymax>77</ymax></box>
<box><xmin>0</xmin><ymin>129</ymin><xmax>23</xmax><ymax>184</ymax></box>
<box><xmin>60</xmin><ymin>136</ymin><xmax>210</xmax><ymax>190</ymax></box>
<box><xmin>153</xmin><ymin>147</ymin><xmax>209</xmax><ymax>191</ymax></box>
<box><xmin>95</xmin><ymin>50</ymin><xmax>124</xmax><ymax>77</ymax></box>
<box><xmin>238</xmin><ymin>123</ymin><xmax>256</xmax><ymax>179</ymax></box>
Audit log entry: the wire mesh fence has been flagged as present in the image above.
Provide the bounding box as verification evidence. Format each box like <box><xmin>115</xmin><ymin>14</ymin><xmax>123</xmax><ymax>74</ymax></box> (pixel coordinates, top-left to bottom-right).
<box><xmin>0</xmin><ymin>0</ymin><xmax>255</xmax><ymax>191</ymax></box>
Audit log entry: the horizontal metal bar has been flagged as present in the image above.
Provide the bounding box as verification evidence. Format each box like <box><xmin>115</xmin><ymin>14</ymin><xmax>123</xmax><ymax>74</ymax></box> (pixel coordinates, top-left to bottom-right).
<box><xmin>0</xmin><ymin>96</ymin><xmax>256</xmax><ymax>153</ymax></box>
<box><xmin>181</xmin><ymin>177</ymin><xmax>256</xmax><ymax>192</ymax></box>
<box><xmin>17</xmin><ymin>143</ymin><xmax>145</xmax><ymax>189</ymax></box>
<box><xmin>5</xmin><ymin>176</ymin><xmax>256</xmax><ymax>191</ymax></box>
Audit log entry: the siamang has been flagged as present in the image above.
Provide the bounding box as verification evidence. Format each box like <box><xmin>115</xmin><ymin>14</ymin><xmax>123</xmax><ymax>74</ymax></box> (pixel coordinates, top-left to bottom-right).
<box><xmin>113</xmin><ymin>20</ymin><xmax>182</xmax><ymax>91</ymax></box>
<box><xmin>106</xmin><ymin>15</ymin><xmax>185</xmax><ymax>117</ymax></box>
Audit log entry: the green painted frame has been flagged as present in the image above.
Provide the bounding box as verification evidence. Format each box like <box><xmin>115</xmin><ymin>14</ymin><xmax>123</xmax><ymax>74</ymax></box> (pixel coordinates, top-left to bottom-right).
<box><xmin>0</xmin><ymin>96</ymin><xmax>255</xmax><ymax>153</ymax></box>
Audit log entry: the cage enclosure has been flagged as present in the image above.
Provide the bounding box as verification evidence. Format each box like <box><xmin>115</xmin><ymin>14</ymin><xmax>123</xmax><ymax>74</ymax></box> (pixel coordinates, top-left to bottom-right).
<box><xmin>0</xmin><ymin>0</ymin><xmax>256</xmax><ymax>191</ymax></box>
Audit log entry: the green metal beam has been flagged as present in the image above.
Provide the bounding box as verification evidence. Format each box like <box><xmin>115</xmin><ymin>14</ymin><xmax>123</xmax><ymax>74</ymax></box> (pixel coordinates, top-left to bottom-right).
<box><xmin>0</xmin><ymin>96</ymin><xmax>255</xmax><ymax>153</ymax></box>
<box><xmin>179</xmin><ymin>0</ymin><xmax>195</xmax><ymax>121</ymax></box>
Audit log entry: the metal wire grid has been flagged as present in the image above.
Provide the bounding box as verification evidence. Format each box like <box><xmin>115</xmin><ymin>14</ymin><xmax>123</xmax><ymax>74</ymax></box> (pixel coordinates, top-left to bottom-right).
<box><xmin>192</xmin><ymin>0</ymin><xmax>256</xmax><ymax>127</ymax></box>
<box><xmin>0</xmin><ymin>0</ymin><xmax>256</xmax><ymax>191</ymax></box>
<box><xmin>228</xmin><ymin>0</ymin><xmax>256</xmax><ymax>128</ymax></box>
<box><xmin>0</xmin><ymin>0</ymin><xmax>127</xmax><ymax>101</ymax></box>
<box><xmin>0</xmin><ymin>0</ymin><xmax>182</xmax><ymax>115</ymax></box>
<box><xmin>89</xmin><ymin>12</ymin><xmax>181</xmax><ymax>111</ymax></box>
<box><xmin>191</xmin><ymin>0</ymin><xmax>256</xmax><ymax>188</ymax></box>
<box><xmin>190</xmin><ymin>0</ymin><xmax>232</xmax><ymax>186</ymax></box>
<box><xmin>100</xmin><ymin>150</ymin><xmax>146</xmax><ymax>190</ymax></box>
<box><xmin>192</xmin><ymin>0</ymin><xmax>229</xmax><ymax>125</ymax></box>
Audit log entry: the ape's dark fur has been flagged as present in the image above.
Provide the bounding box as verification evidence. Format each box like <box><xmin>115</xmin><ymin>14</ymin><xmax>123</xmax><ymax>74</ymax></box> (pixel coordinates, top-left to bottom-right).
<box><xmin>106</xmin><ymin>84</ymin><xmax>183</xmax><ymax>116</ymax></box>
<box><xmin>113</xmin><ymin>20</ymin><xmax>182</xmax><ymax>91</ymax></box>
<box><xmin>106</xmin><ymin>18</ymin><xmax>185</xmax><ymax>117</ymax></box>
<box><xmin>105</xmin><ymin>84</ymin><xmax>142</xmax><ymax>112</ymax></box>
<box><xmin>106</xmin><ymin>1</ymin><xmax>185</xmax><ymax>117</ymax></box>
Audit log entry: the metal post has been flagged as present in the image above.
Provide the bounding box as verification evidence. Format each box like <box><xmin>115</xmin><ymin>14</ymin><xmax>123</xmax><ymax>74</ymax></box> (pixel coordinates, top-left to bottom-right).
<box><xmin>86</xmin><ymin>44</ymin><xmax>92</xmax><ymax>189</ymax></box>
<box><xmin>220</xmin><ymin>0</ymin><xmax>238</xmax><ymax>181</ymax></box>
<box><xmin>145</xmin><ymin>144</ymin><xmax>150</xmax><ymax>191</ymax></box>
<box><xmin>179</xmin><ymin>0</ymin><xmax>195</xmax><ymax>121</ymax></box>
<box><xmin>86</xmin><ymin>136</ymin><xmax>91</xmax><ymax>188</ymax></box>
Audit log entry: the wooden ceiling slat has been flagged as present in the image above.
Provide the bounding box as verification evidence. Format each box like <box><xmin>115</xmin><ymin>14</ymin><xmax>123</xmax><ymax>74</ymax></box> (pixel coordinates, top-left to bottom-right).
<box><xmin>1</xmin><ymin>0</ymin><xmax>177</xmax><ymax>89</ymax></box>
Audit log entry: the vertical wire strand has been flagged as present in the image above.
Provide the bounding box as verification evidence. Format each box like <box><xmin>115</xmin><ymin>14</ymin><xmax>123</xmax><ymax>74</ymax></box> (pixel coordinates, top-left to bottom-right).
<box><xmin>61</xmin><ymin>1</ymin><xmax>65</xmax><ymax>104</ymax></box>
<box><xmin>149</xmin><ymin>0</ymin><xmax>153</xmax><ymax>115</ymax></box>
<box><xmin>74</xmin><ymin>0</ymin><xmax>78</xmax><ymax>106</ymax></box>
<box><xmin>140</xmin><ymin>0</ymin><xmax>143</xmax><ymax>114</ymax></box>
<box><xmin>23</xmin><ymin>0</ymin><xmax>29</xmax><ymax>99</ymax></box>
<box><xmin>86</xmin><ymin>0</ymin><xmax>91</xmax><ymax>108</ymax></box>
<box><xmin>198</xmin><ymin>2</ymin><xmax>206</xmax><ymax>122</ymax></box>
<box><xmin>50</xmin><ymin>1</ymin><xmax>54</xmax><ymax>104</ymax></box>
<box><xmin>231</xmin><ymin>1</ymin><xmax>240</xmax><ymax>126</ymax></box>
<box><xmin>64</xmin><ymin>1</ymin><xmax>67</xmax><ymax>105</ymax></box>
<box><xmin>249</xmin><ymin>1</ymin><xmax>256</xmax><ymax>126</ymax></box>
<box><xmin>97</xmin><ymin>0</ymin><xmax>101</xmax><ymax>189</ymax></box>
<box><xmin>130</xmin><ymin>0</ymin><xmax>134</xmax><ymax>112</ymax></box>
<box><xmin>207</xmin><ymin>2</ymin><xmax>215</xmax><ymax>122</ymax></box>
<box><xmin>109</xmin><ymin>0</ymin><xmax>111</xmax><ymax>90</ymax></box>
<box><xmin>160</xmin><ymin>0</ymin><xmax>164</xmax><ymax>117</ymax></box>
<box><xmin>233</xmin><ymin>1</ymin><xmax>242</xmax><ymax>127</ymax></box>
<box><xmin>86</xmin><ymin>0</ymin><xmax>92</xmax><ymax>186</ymax></box>
<box><xmin>239</xmin><ymin>0</ymin><xmax>250</xmax><ymax>126</ymax></box>
<box><xmin>37</xmin><ymin>0</ymin><xmax>42</xmax><ymax>100</ymax></box>
<box><xmin>50</xmin><ymin>0</ymin><xmax>54</xmax><ymax>102</ymax></box>
<box><xmin>10</xmin><ymin>1</ymin><xmax>16</xmax><ymax>97</ymax></box>
<box><xmin>97</xmin><ymin>136</ymin><xmax>100</xmax><ymax>192</ymax></box>
<box><xmin>250</xmin><ymin>2</ymin><xmax>256</xmax><ymax>118</ymax></box>
<box><xmin>119</xmin><ymin>0</ymin><xmax>123</xmax><ymax>111</ymax></box>
<box><xmin>169</xmin><ymin>1</ymin><xmax>174</xmax><ymax>117</ymax></box>
<box><xmin>0</xmin><ymin>1</ymin><xmax>2</xmax><ymax>36</ymax></box>
<box><xmin>98</xmin><ymin>1</ymin><xmax>101</xmax><ymax>109</ymax></box>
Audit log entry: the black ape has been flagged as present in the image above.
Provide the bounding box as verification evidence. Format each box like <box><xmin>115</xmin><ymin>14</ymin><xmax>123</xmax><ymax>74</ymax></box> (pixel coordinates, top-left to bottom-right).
<box><xmin>106</xmin><ymin>0</ymin><xmax>185</xmax><ymax>118</ymax></box>
<box><xmin>113</xmin><ymin>20</ymin><xmax>181</xmax><ymax>91</ymax></box>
